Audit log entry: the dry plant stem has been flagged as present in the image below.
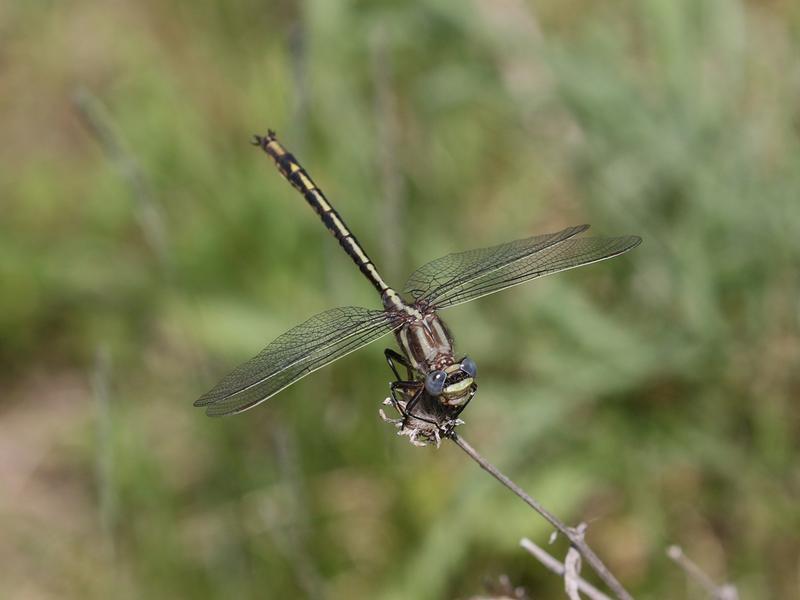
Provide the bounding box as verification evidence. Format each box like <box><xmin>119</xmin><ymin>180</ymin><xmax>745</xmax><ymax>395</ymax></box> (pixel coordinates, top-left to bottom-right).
<box><xmin>564</xmin><ymin>542</ymin><xmax>584</xmax><ymax>600</ymax></box>
<box><xmin>666</xmin><ymin>546</ymin><xmax>739</xmax><ymax>600</ymax></box>
<box><xmin>450</xmin><ymin>433</ymin><xmax>633</xmax><ymax>600</ymax></box>
<box><xmin>520</xmin><ymin>538</ymin><xmax>611</xmax><ymax>600</ymax></box>
<box><xmin>72</xmin><ymin>86</ymin><xmax>172</xmax><ymax>275</ymax></box>
<box><xmin>73</xmin><ymin>87</ymin><xmax>213</xmax><ymax>381</ymax></box>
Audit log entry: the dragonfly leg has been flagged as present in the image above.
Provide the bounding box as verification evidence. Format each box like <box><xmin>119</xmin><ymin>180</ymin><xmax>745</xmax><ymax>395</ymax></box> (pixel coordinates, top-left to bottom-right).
<box><xmin>389</xmin><ymin>380</ymin><xmax>422</xmax><ymax>416</ymax></box>
<box><xmin>389</xmin><ymin>380</ymin><xmax>442</xmax><ymax>429</ymax></box>
<box><xmin>403</xmin><ymin>387</ymin><xmax>443</xmax><ymax>429</ymax></box>
<box><xmin>385</xmin><ymin>348</ymin><xmax>415</xmax><ymax>381</ymax></box>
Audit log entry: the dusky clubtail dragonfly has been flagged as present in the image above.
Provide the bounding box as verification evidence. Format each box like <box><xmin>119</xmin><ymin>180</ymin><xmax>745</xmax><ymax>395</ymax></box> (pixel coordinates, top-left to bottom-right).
<box><xmin>195</xmin><ymin>131</ymin><xmax>641</xmax><ymax>436</ymax></box>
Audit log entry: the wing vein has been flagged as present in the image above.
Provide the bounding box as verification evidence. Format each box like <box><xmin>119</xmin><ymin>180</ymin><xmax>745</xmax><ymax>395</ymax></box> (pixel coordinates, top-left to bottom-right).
<box><xmin>430</xmin><ymin>235</ymin><xmax>641</xmax><ymax>309</ymax></box>
<box><xmin>196</xmin><ymin>306</ymin><xmax>400</xmax><ymax>416</ymax></box>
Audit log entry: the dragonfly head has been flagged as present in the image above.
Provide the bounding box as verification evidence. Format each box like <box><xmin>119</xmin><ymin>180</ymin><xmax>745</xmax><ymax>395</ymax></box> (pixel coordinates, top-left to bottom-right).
<box><xmin>424</xmin><ymin>356</ymin><xmax>477</xmax><ymax>407</ymax></box>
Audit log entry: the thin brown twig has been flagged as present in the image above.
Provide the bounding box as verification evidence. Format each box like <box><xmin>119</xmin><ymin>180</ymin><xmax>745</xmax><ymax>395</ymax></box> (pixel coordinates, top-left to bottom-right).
<box><xmin>450</xmin><ymin>432</ymin><xmax>633</xmax><ymax>600</ymax></box>
<box><xmin>520</xmin><ymin>538</ymin><xmax>611</xmax><ymax>600</ymax></box>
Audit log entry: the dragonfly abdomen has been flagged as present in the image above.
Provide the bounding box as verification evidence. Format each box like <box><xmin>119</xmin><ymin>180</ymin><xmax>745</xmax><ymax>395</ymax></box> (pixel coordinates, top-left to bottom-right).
<box><xmin>255</xmin><ymin>132</ymin><xmax>391</xmax><ymax>295</ymax></box>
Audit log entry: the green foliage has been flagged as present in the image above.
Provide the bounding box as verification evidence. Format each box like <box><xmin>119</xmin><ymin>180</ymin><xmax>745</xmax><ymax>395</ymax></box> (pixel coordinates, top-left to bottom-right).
<box><xmin>2</xmin><ymin>0</ymin><xmax>798</xmax><ymax>597</ymax></box>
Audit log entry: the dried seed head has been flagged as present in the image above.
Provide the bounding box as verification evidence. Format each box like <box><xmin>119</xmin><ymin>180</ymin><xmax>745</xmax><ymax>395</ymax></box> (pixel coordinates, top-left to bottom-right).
<box><xmin>379</xmin><ymin>391</ymin><xmax>464</xmax><ymax>447</ymax></box>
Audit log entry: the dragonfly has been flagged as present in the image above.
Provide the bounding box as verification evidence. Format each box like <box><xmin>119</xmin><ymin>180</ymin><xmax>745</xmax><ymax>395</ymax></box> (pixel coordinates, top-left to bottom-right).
<box><xmin>195</xmin><ymin>131</ymin><xmax>641</xmax><ymax>432</ymax></box>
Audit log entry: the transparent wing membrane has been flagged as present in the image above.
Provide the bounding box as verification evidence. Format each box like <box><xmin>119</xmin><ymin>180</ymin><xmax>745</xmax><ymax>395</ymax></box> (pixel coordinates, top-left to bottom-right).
<box><xmin>404</xmin><ymin>225</ymin><xmax>588</xmax><ymax>303</ymax></box>
<box><xmin>405</xmin><ymin>226</ymin><xmax>641</xmax><ymax>309</ymax></box>
<box><xmin>196</xmin><ymin>306</ymin><xmax>401</xmax><ymax>416</ymax></box>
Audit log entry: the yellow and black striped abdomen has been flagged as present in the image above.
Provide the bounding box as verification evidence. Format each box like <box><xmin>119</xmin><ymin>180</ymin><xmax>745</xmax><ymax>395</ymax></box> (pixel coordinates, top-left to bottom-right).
<box><xmin>254</xmin><ymin>131</ymin><xmax>393</xmax><ymax>297</ymax></box>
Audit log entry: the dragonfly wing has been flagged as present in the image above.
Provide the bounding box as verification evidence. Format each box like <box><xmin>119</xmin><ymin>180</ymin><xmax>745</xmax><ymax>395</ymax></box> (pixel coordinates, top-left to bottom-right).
<box><xmin>421</xmin><ymin>234</ymin><xmax>642</xmax><ymax>310</ymax></box>
<box><xmin>404</xmin><ymin>225</ymin><xmax>589</xmax><ymax>304</ymax></box>
<box><xmin>195</xmin><ymin>306</ymin><xmax>401</xmax><ymax>416</ymax></box>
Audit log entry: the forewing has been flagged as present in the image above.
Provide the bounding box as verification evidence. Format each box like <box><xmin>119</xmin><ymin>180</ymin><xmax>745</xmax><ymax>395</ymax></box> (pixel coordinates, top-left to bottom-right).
<box><xmin>195</xmin><ymin>306</ymin><xmax>401</xmax><ymax>416</ymax></box>
<box><xmin>404</xmin><ymin>225</ymin><xmax>590</xmax><ymax>304</ymax></box>
<box><xmin>426</xmin><ymin>234</ymin><xmax>642</xmax><ymax>309</ymax></box>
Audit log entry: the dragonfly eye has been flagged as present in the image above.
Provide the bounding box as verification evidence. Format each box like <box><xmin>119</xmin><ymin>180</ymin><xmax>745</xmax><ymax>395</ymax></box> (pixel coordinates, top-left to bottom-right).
<box><xmin>425</xmin><ymin>370</ymin><xmax>447</xmax><ymax>396</ymax></box>
<box><xmin>461</xmin><ymin>356</ymin><xmax>477</xmax><ymax>378</ymax></box>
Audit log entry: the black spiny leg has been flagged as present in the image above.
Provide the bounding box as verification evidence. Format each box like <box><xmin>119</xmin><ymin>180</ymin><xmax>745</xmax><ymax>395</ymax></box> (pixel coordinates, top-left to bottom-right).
<box><xmin>389</xmin><ymin>380</ymin><xmax>440</xmax><ymax>428</ymax></box>
<box><xmin>385</xmin><ymin>349</ymin><xmax>442</xmax><ymax>429</ymax></box>
<box><xmin>385</xmin><ymin>348</ymin><xmax>415</xmax><ymax>381</ymax></box>
<box><xmin>389</xmin><ymin>380</ymin><xmax>421</xmax><ymax>418</ymax></box>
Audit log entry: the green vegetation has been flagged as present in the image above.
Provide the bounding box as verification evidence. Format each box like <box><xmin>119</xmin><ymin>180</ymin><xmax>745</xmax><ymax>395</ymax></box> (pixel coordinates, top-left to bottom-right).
<box><xmin>2</xmin><ymin>0</ymin><xmax>798</xmax><ymax>597</ymax></box>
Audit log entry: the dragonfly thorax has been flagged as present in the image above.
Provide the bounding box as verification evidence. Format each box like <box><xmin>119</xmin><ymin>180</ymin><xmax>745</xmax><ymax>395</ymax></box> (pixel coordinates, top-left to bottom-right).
<box><xmin>395</xmin><ymin>313</ymin><xmax>476</xmax><ymax>407</ymax></box>
<box><xmin>397</xmin><ymin>313</ymin><xmax>454</xmax><ymax>372</ymax></box>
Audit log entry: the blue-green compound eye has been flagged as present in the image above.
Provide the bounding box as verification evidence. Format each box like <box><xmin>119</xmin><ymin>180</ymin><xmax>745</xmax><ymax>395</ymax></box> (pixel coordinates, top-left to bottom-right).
<box><xmin>461</xmin><ymin>356</ymin><xmax>477</xmax><ymax>378</ymax></box>
<box><xmin>425</xmin><ymin>370</ymin><xmax>447</xmax><ymax>396</ymax></box>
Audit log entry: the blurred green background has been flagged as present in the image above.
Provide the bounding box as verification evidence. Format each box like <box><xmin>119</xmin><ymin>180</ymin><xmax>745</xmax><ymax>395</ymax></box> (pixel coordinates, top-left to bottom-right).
<box><xmin>2</xmin><ymin>0</ymin><xmax>799</xmax><ymax>598</ymax></box>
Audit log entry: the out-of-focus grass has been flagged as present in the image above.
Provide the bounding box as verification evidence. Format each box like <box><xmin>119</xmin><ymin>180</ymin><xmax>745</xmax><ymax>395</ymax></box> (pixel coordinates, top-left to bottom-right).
<box><xmin>1</xmin><ymin>0</ymin><xmax>799</xmax><ymax>598</ymax></box>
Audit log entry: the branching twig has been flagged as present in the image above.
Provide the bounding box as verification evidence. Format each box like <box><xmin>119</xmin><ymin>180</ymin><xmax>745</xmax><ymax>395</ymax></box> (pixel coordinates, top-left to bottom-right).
<box><xmin>667</xmin><ymin>546</ymin><xmax>738</xmax><ymax>600</ymax></box>
<box><xmin>521</xmin><ymin>538</ymin><xmax>611</xmax><ymax>600</ymax></box>
<box><xmin>450</xmin><ymin>433</ymin><xmax>633</xmax><ymax>600</ymax></box>
<box><xmin>564</xmin><ymin>524</ymin><xmax>586</xmax><ymax>600</ymax></box>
